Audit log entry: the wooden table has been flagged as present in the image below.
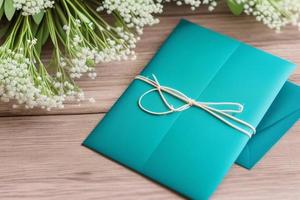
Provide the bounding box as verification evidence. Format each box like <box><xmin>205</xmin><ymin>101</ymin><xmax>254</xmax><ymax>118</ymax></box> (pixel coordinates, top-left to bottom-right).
<box><xmin>1</xmin><ymin>3</ymin><xmax>300</xmax><ymax>200</ymax></box>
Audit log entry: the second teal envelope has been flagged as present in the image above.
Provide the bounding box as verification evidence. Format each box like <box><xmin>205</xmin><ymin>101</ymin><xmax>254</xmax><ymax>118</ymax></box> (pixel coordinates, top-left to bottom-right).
<box><xmin>237</xmin><ymin>81</ymin><xmax>300</xmax><ymax>169</ymax></box>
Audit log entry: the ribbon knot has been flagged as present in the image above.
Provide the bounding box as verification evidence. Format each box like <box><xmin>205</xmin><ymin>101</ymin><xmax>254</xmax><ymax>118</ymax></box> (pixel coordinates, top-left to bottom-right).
<box><xmin>135</xmin><ymin>74</ymin><xmax>256</xmax><ymax>138</ymax></box>
<box><xmin>188</xmin><ymin>99</ymin><xmax>196</xmax><ymax>106</ymax></box>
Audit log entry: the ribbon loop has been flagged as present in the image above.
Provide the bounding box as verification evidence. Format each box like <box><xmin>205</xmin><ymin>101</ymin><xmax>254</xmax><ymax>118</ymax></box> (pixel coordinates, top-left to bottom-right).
<box><xmin>135</xmin><ymin>74</ymin><xmax>256</xmax><ymax>138</ymax></box>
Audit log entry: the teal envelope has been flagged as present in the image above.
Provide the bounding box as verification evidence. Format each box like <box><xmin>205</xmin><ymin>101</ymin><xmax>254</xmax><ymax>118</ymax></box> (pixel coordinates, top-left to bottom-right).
<box><xmin>83</xmin><ymin>19</ymin><xmax>295</xmax><ymax>199</ymax></box>
<box><xmin>236</xmin><ymin>81</ymin><xmax>300</xmax><ymax>169</ymax></box>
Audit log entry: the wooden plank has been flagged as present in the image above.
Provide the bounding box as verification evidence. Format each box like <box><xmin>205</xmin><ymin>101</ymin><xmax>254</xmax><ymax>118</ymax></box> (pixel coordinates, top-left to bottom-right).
<box><xmin>0</xmin><ymin>114</ymin><xmax>299</xmax><ymax>199</ymax></box>
<box><xmin>0</xmin><ymin>11</ymin><xmax>300</xmax><ymax>116</ymax></box>
<box><xmin>0</xmin><ymin>114</ymin><xmax>180</xmax><ymax>200</ymax></box>
<box><xmin>161</xmin><ymin>1</ymin><xmax>231</xmax><ymax>15</ymax></box>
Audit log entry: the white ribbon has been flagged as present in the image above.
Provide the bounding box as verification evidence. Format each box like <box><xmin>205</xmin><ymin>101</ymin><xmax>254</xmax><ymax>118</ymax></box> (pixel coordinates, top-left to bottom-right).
<box><xmin>135</xmin><ymin>74</ymin><xmax>256</xmax><ymax>138</ymax></box>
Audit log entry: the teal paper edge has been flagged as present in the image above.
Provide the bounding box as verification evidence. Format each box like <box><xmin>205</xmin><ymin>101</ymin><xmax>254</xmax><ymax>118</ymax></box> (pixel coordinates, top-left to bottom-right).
<box><xmin>236</xmin><ymin>82</ymin><xmax>300</xmax><ymax>169</ymax></box>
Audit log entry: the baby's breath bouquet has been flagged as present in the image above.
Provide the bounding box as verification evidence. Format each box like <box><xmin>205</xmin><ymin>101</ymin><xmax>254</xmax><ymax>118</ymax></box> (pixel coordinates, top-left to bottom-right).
<box><xmin>0</xmin><ymin>0</ymin><xmax>162</xmax><ymax>110</ymax></box>
<box><xmin>0</xmin><ymin>0</ymin><xmax>299</xmax><ymax>110</ymax></box>
<box><xmin>227</xmin><ymin>0</ymin><xmax>300</xmax><ymax>32</ymax></box>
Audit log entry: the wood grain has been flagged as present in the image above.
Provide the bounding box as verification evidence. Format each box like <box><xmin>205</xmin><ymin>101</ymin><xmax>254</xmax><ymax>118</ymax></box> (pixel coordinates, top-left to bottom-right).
<box><xmin>0</xmin><ymin>3</ymin><xmax>300</xmax><ymax>200</ymax></box>
<box><xmin>0</xmin><ymin>115</ymin><xmax>299</xmax><ymax>200</ymax></box>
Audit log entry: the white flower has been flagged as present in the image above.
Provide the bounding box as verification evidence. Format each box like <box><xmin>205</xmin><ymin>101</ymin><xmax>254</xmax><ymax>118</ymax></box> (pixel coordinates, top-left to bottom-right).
<box><xmin>0</xmin><ymin>47</ymin><xmax>59</xmax><ymax>109</ymax></box>
<box><xmin>13</xmin><ymin>0</ymin><xmax>54</xmax><ymax>15</ymax></box>
<box><xmin>236</xmin><ymin>0</ymin><xmax>300</xmax><ymax>31</ymax></box>
<box><xmin>100</xmin><ymin>0</ymin><xmax>163</xmax><ymax>34</ymax></box>
<box><xmin>60</xmin><ymin>15</ymin><xmax>138</xmax><ymax>80</ymax></box>
<box><xmin>166</xmin><ymin>0</ymin><xmax>218</xmax><ymax>11</ymax></box>
<box><xmin>0</xmin><ymin>46</ymin><xmax>84</xmax><ymax>110</ymax></box>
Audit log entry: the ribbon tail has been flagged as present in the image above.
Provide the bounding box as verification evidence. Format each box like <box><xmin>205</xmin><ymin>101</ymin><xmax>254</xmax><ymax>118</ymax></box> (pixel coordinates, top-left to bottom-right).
<box><xmin>199</xmin><ymin>104</ymin><xmax>256</xmax><ymax>137</ymax></box>
<box><xmin>201</xmin><ymin>102</ymin><xmax>244</xmax><ymax>113</ymax></box>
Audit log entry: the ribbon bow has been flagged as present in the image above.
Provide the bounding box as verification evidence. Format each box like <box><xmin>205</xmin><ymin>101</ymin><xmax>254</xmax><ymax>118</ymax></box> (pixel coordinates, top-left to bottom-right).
<box><xmin>135</xmin><ymin>74</ymin><xmax>256</xmax><ymax>138</ymax></box>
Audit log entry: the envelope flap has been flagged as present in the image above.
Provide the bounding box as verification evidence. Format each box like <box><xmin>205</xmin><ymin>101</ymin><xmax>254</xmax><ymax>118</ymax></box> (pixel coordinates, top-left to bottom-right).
<box><xmin>141</xmin><ymin>19</ymin><xmax>242</xmax><ymax>98</ymax></box>
<box><xmin>257</xmin><ymin>82</ymin><xmax>300</xmax><ymax>132</ymax></box>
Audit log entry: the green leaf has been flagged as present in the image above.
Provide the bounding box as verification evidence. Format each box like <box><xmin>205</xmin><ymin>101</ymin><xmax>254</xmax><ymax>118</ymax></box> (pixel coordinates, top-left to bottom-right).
<box><xmin>227</xmin><ymin>0</ymin><xmax>244</xmax><ymax>16</ymax></box>
<box><xmin>41</xmin><ymin>24</ymin><xmax>50</xmax><ymax>45</ymax></box>
<box><xmin>0</xmin><ymin>5</ymin><xmax>4</xmax><ymax>20</ymax></box>
<box><xmin>33</xmin><ymin>12</ymin><xmax>44</xmax><ymax>25</ymax></box>
<box><xmin>0</xmin><ymin>0</ymin><xmax>4</xmax><ymax>8</ymax></box>
<box><xmin>35</xmin><ymin>27</ymin><xmax>44</xmax><ymax>55</ymax></box>
<box><xmin>35</xmin><ymin>19</ymin><xmax>50</xmax><ymax>55</ymax></box>
<box><xmin>4</xmin><ymin>0</ymin><xmax>16</xmax><ymax>21</ymax></box>
<box><xmin>31</xmin><ymin>21</ymin><xmax>39</xmax><ymax>35</ymax></box>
